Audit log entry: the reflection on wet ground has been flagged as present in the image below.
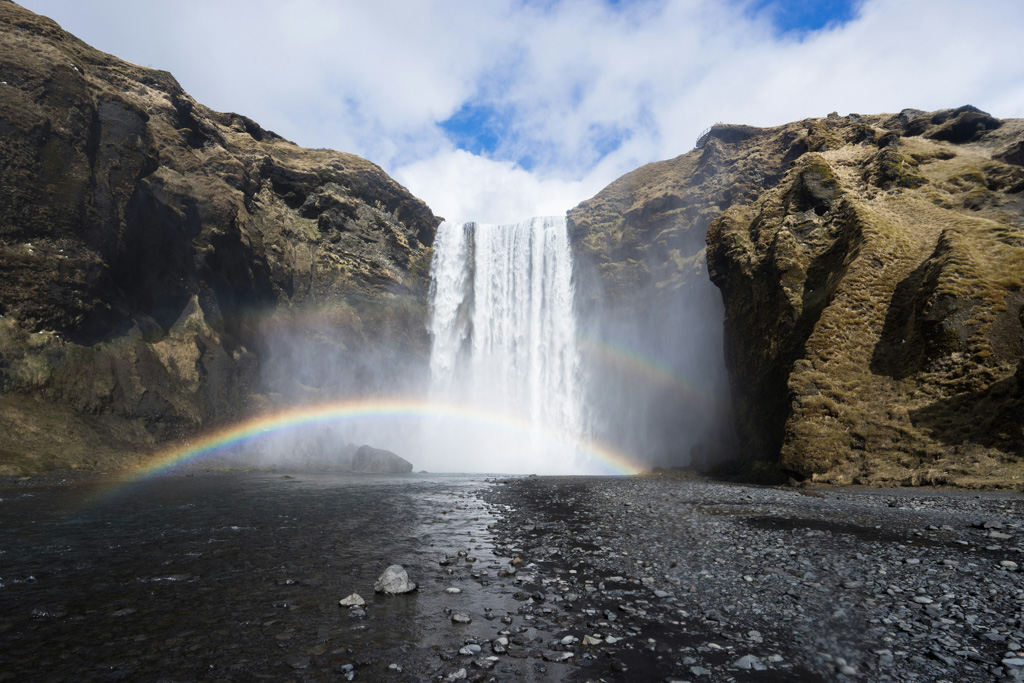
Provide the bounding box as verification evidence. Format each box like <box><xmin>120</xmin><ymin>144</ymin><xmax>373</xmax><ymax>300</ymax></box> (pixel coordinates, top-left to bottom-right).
<box><xmin>0</xmin><ymin>472</ymin><xmax>547</xmax><ymax>681</ymax></box>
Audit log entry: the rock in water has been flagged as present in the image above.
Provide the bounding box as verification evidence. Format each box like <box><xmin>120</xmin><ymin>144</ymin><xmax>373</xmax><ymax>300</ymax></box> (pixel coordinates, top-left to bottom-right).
<box><xmin>374</xmin><ymin>565</ymin><xmax>416</xmax><ymax>594</ymax></box>
<box><xmin>338</xmin><ymin>593</ymin><xmax>365</xmax><ymax>607</ymax></box>
<box><xmin>352</xmin><ymin>445</ymin><xmax>413</xmax><ymax>473</ymax></box>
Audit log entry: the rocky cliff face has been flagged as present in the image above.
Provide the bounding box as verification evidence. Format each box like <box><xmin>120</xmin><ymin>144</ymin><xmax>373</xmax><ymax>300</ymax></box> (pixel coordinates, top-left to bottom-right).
<box><xmin>572</xmin><ymin>107</ymin><xmax>1024</xmax><ymax>487</ymax></box>
<box><xmin>0</xmin><ymin>2</ymin><xmax>439</xmax><ymax>473</ymax></box>
<box><xmin>567</xmin><ymin>143</ymin><xmax>737</xmax><ymax>469</ymax></box>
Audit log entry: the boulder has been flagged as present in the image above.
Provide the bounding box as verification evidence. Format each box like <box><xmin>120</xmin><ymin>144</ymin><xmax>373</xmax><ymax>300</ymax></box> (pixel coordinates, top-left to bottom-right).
<box><xmin>352</xmin><ymin>445</ymin><xmax>413</xmax><ymax>473</ymax></box>
<box><xmin>373</xmin><ymin>565</ymin><xmax>416</xmax><ymax>594</ymax></box>
<box><xmin>338</xmin><ymin>593</ymin><xmax>365</xmax><ymax>607</ymax></box>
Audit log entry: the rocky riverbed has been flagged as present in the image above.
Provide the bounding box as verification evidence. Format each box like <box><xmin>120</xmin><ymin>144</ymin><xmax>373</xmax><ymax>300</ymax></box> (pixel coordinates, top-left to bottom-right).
<box><xmin>479</xmin><ymin>476</ymin><xmax>1024</xmax><ymax>682</ymax></box>
<box><xmin>2</xmin><ymin>472</ymin><xmax>1023</xmax><ymax>682</ymax></box>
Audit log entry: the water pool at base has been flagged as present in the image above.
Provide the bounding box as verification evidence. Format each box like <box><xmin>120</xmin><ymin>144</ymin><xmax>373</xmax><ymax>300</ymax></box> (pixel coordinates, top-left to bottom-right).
<box><xmin>0</xmin><ymin>472</ymin><xmax>515</xmax><ymax>681</ymax></box>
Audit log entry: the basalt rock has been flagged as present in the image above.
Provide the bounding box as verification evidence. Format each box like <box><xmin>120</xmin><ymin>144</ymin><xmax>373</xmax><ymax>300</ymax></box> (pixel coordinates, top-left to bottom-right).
<box><xmin>0</xmin><ymin>3</ymin><xmax>439</xmax><ymax>474</ymax></box>
<box><xmin>351</xmin><ymin>445</ymin><xmax>413</xmax><ymax>473</ymax></box>
<box><xmin>572</xmin><ymin>108</ymin><xmax>1024</xmax><ymax>487</ymax></box>
<box><xmin>373</xmin><ymin>564</ymin><xmax>416</xmax><ymax>594</ymax></box>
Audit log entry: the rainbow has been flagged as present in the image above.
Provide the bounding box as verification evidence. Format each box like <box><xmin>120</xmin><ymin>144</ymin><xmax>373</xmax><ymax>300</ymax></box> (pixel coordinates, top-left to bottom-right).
<box><xmin>116</xmin><ymin>398</ymin><xmax>643</xmax><ymax>483</ymax></box>
<box><xmin>578</xmin><ymin>336</ymin><xmax>727</xmax><ymax>409</ymax></box>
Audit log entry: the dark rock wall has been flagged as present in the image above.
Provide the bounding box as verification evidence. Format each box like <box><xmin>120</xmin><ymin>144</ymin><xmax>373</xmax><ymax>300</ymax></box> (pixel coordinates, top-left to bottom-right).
<box><xmin>0</xmin><ymin>3</ymin><xmax>439</xmax><ymax>473</ymax></box>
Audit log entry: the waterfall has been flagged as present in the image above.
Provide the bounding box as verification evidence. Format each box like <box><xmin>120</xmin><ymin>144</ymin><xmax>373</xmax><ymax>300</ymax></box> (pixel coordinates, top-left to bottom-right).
<box><xmin>426</xmin><ymin>216</ymin><xmax>587</xmax><ymax>473</ymax></box>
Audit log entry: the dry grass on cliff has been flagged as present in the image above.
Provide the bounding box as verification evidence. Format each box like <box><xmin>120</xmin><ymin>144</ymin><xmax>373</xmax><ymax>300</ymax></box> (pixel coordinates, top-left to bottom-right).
<box><xmin>782</xmin><ymin>132</ymin><xmax>1024</xmax><ymax>487</ymax></box>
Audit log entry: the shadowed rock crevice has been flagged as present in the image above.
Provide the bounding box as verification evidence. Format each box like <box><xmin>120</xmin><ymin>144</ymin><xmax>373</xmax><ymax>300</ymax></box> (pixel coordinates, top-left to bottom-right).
<box><xmin>909</xmin><ymin>374</ymin><xmax>1024</xmax><ymax>458</ymax></box>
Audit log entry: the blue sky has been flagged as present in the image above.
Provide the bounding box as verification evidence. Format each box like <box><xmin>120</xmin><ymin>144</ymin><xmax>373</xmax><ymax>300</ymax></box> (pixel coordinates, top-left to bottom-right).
<box><xmin>438</xmin><ymin>1</ymin><xmax>863</xmax><ymax>163</ymax></box>
<box><xmin>20</xmin><ymin>0</ymin><xmax>1024</xmax><ymax>223</ymax></box>
<box><xmin>748</xmin><ymin>0</ymin><xmax>859</xmax><ymax>34</ymax></box>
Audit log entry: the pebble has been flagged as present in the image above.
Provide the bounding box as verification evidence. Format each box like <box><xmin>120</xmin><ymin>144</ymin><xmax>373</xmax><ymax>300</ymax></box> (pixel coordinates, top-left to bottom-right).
<box><xmin>733</xmin><ymin>654</ymin><xmax>766</xmax><ymax>670</ymax></box>
<box><xmin>451</xmin><ymin>612</ymin><xmax>472</xmax><ymax>624</ymax></box>
<box><xmin>479</xmin><ymin>477</ymin><xmax>1024</xmax><ymax>682</ymax></box>
<box><xmin>542</xmin><ymin>650</ymin><xmax>573</xmax><ymax>662</ymax></box>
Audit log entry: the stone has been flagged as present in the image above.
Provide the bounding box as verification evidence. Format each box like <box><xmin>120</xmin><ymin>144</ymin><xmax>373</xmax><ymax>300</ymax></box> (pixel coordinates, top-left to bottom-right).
<box><xmin>733</xmin><ymin>655</ymin><xmax>765</xmax><ymax>670</ymax></box>
<box><xmin>338</xmin><ymin>593</ymin><xmax>365</xmax><ymax>607</ymax></box>
<box><xmin>352</xmin><ymin>445</ymin><xmax>414</xmax><ymax>474</ymax></box>
<box><xmin>451</xmin><ymin>613</ymin><xmax>472</xmax><ymax>624</ymax></box>
<box><xmin>542</xmin><ymin>651</ymin><xmax>573</xmax><ymax>662</ymax></box>
<box><xmin>373</xmin><ymin>565</ymin><xmax>417</xmax><ymax>594</ymax></box>
<box><xmin>472</xmin><ymin>657</ymin><xmax>498</xmax><ymax>670</ymax></box>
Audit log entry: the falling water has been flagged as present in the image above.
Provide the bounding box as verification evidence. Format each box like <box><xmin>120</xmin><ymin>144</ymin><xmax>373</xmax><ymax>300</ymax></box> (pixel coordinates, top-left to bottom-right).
<box><xmin>426</xmin><ymin>217</ymin><xmax>587</xmax><ymax>473</ymax></box>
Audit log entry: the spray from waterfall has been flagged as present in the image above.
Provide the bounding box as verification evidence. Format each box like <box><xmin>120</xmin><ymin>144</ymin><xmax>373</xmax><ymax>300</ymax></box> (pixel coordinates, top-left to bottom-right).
<box><xmin>425</xmin><ymin>216</ymin><xmax>590</xmax><ymax>473</ymax></box>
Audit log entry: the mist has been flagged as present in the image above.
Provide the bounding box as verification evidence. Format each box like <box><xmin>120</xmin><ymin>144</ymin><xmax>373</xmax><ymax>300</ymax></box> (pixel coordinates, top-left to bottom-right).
<box><xmin>199</xmin><ymin>209</ymin><xmax>732</xmax><ymax>476</ymax></box>
<box><xmin>575</xmin><ymin>258</ymin><xmax>735</xmax><ymax>472</ymax></box>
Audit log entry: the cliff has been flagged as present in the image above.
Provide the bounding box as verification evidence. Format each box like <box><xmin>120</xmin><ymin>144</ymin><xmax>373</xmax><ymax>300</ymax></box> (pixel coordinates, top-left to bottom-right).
<box><xmin>571</xmin><ymin>107</ymin><xmax>1024</xmax><ymax>487</ymax></box>
<box><xmin>0</xmin><ymin>2</ymin><xmax>439</xmax><ymax>473</ymax></box>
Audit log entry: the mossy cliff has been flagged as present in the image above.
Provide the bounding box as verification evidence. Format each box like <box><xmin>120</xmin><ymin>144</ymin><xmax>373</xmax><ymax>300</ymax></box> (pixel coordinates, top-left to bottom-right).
<box><xmin>0</xmin><ymin>2</ymin><xmax>439</xmax><ymax>473</ymax></box>
<box><xmin>571</xmin><ymin>108</ymin><xmax>1024</xmax><ymax>487</ymax></box>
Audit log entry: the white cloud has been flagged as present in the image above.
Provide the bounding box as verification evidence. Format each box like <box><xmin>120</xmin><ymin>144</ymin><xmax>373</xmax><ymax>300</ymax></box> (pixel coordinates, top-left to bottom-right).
<box><xmin>395</xmin><ymin>148</ymin><xmax>597</xmax><ymax>224</ymax></box>
<box><xmin>19</xmin><ymin>0</ymin><xmax>1024</xmax><ymax>223</ymax></box>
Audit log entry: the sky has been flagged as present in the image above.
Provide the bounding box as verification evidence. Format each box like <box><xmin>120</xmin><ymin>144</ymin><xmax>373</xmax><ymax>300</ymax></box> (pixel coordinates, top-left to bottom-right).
<box><xmin>20</xmin><ymin>0</ymin><xmax>1024</xmax><ymax>224</ymax></box>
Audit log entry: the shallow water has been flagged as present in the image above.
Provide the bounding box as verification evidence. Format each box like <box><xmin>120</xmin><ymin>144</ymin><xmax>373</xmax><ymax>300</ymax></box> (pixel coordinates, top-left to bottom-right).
<box><xmin>0</xmin><ymin>472</ymin><xmax>514</xmax><ymax>681</ymax></box>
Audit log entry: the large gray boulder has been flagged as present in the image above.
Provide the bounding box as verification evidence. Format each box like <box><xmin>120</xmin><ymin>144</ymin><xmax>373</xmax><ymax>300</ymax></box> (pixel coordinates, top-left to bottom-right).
<box><xmin>352</xmin><ymin>445</ymin><xmax>413</xmax><ymax>473</ymax></box>
<box><xmin>373</xmin><ymin>565</ymin><xmax>416</xmax><ymax>594</ymax></box>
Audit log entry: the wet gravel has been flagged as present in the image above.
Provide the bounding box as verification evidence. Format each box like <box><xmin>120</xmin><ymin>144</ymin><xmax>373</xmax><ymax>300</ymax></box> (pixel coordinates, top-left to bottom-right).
<box><xmin>481</xmin><ymin>476</ymin><xmax>1024</xmax><ymax>682</ymax></box>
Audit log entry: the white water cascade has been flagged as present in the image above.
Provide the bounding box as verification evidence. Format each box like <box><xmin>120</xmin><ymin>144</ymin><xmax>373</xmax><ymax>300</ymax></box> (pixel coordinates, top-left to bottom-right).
<box><xmin>426</xmin><ymin>216</ymin><xmax>589</xmax><ymax>473</ymax></box>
